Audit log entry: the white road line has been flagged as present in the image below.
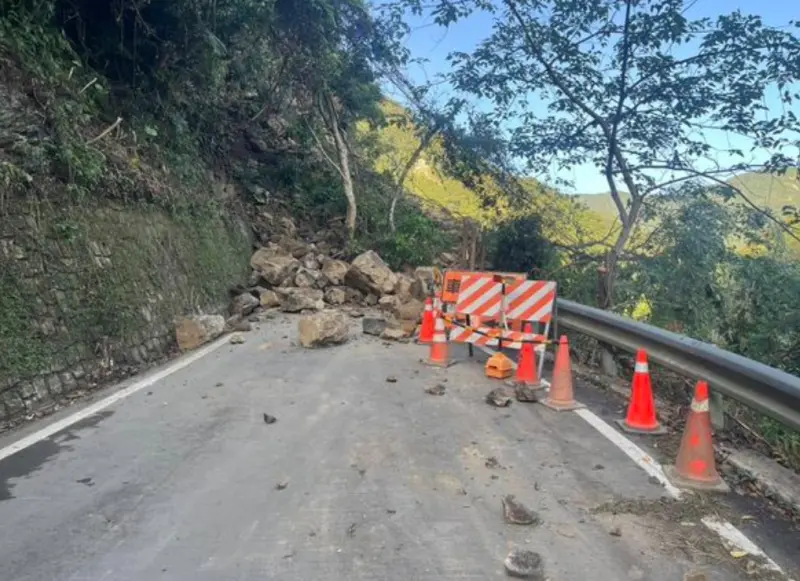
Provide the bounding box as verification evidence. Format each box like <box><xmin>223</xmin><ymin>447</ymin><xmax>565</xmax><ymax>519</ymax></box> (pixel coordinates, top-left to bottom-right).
<box><xmin>701</xmin><ymin>517</ymin><xmax>785</xmax><ymax>573</ymax></box>
<box><xmin>574</xmin><ymin>407</ymin><xmax>792</xmax><ymax>579</ymax></box>
<box><xmin>574</xmin><ymin>408</ymin><xmax>684</xmax><ymax>499</ymax></box>
<box><xmin>0</xmin><ymin>335</ymin><xmax>231</xmax><ymax>463</ymax></box>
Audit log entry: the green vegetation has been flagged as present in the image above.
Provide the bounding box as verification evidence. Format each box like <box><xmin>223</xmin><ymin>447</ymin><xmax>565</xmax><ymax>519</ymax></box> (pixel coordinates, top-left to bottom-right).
<box><xmin>383</xmin><ymin>0</ymin><xmax>800</xmax><ymax>465</ymax></box>
<box><xmin>1</xmin><ymin>0</ymin><xmax>799</xmax><ymax>462</ymax></box>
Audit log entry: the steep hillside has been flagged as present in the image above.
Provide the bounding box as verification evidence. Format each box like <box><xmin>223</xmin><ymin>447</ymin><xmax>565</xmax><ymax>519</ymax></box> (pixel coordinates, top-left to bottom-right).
<box><xmin>363</xmin><ymin>101</ymin><xmax>612</xmax><ymax>253</ymax></box>
<box><xmin>363</xmin><ymin>100</ymin><xmax>486</xmax><ymax>222</ymax></box>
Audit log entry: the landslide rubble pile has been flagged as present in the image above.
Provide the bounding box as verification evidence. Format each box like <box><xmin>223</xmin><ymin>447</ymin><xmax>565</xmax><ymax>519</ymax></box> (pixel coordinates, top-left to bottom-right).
<box><xmin>176</xmin><ymin>216</ymin><xmax>438</xmax><ymax>350</ymax></box>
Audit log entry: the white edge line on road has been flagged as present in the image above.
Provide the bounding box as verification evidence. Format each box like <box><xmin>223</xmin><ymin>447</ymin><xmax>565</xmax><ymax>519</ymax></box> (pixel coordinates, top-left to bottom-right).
<box><xmin>0</xmin><ymin>335</ymin><xmax>231</xmax><ymax>464</ymax></box>
<box><xmin>574</xmin><ymin>408</ymin><xmax>683</xmax><ymax>499</ymax></box>
<box><xmin>701</xmin><ymin>517</ymin><xmax>785</xmax><ymax>574</ymax></box>
<box><xmin>574</xmin><ymin>407</ymin><xmax>791</xmax><ymax>579</ymax></box>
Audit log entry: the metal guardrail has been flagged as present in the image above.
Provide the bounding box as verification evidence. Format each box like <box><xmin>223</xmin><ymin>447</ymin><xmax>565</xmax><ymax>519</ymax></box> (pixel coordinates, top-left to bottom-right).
<box><xmin>555</xmin><ymin>299</ymin><xmax>800</xmax><ymax>432</ymax></box>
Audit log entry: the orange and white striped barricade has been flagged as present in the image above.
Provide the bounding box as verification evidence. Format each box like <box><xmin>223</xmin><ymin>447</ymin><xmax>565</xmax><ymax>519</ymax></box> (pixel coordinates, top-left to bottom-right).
<box><xmin>447</xmin><ymin>275</ymin><xmax>556</xmax><ymax>384</ymax></box>
<box><xmin>439</xmin><ymin>270</ymin><xmax>527</xmax><ymax>357</ymax></box>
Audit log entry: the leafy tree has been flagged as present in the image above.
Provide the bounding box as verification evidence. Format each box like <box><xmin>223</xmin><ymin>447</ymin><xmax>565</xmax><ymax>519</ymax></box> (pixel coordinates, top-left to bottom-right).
<box><xmin>488</xmin><ymin>215</ymin><xmax>555</xmax><ymax>276</ymax></box>
<box><xmin>396</xmin><ymin>0</ymin><xmax>800</xmax><ymax>306</ymax></box>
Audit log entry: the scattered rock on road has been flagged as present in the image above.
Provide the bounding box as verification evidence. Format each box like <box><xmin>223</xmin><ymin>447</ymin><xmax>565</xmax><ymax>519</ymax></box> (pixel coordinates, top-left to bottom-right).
<box><xmin>504</xmin><ymin>549</ymin><xmax>545</xmax><ymax>579</ymax></box>
<box><xmin>386</xmin><ymin>376</ymin><xmax>398</xmax><ymax>383</ymax></box>
<box><xmin>275</xmin><ymin>479</ymin><xmax>288</xmax><ymax>490</ymax></box>
<box><xmin>263</xmin><ymin>413</ymin><xmax>277</xmax><ymax>424</ymax></box>
<box><xmin>425</xmin><ymin>384</ymin><xmax>446</xmax><ymax>396</ymax></box>
<box><xmin>230</xmin><ymin>333</ymin><xmax>246</xmax><ymax>344</ymax></box>
<box><xmin>514</xmin><ymin>385</ymin><xmax>541</xmax><ymax>402</ymax></box>
<box><xmin>298</xmin><ymin>309</ymin><xmax>349</xmax><ymax>348</ymax></box>
<box><xmin>486</xmin><ymin>387</ymin><xmax>513</xmax><ymax>407</ymax></box>
<box><xmin>609</xmin><ymin>525</ymin><xmax>622</xmax><ymax>537</ymax></box>
<box><xmin>502</xmin><ymin>495</ymin><xmax>541</xmax><ymax>526</ymax></box>
<box><xmin>362</xmin><ymin>316</ymin><xmax>388</xmax><ymax>336</ymax></box>
<box><xmin>175</xmin><ymin>314</ymin><xmax>225</xmax><ymax>351</ymax></box>
<box><xmin>485</xmin><ymin>456</ymin><xmax>503</xmax><ymax>469</ymax></box>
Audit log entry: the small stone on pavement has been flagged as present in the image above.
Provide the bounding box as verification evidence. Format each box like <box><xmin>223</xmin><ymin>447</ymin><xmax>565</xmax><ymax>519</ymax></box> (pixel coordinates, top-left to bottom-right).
<box><xmin>504</xmin><ymin>548</ymin><xmax>545</xmax><ymax>579</ymax></box>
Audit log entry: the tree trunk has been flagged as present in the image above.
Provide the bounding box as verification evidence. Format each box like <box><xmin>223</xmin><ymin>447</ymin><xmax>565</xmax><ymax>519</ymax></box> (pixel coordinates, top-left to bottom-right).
<box><xmin>320</xmin><ymin>92</ymin><xmax>357</xmax><ymax>239</ymax></box>
<box><xmin>599</xmin><ymin>219</ymin><xmax>634</xmax><ymax>309</ymax></box>
<box><xmin>330</xmin><ymin>119</ymin><xmax>356</xmax><ymax>239</ymax></box>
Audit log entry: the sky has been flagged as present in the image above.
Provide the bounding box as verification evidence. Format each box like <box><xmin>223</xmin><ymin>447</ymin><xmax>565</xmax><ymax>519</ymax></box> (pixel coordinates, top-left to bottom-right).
<box><xmin>377</xmin><ymin>0</ymin><xmax>800</xmax><ymax>195</ymax></box>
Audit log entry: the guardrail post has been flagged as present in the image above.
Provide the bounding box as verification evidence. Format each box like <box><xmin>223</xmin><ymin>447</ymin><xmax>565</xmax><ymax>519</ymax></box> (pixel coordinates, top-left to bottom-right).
<box><xmin>709</xmin><ymin>389</ymin><xmax>726</xmax><ymax>431</ymax></box>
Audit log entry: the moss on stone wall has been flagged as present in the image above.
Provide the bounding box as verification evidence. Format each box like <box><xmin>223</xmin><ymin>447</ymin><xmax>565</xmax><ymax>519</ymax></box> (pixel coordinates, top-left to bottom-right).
<box><xmin>0</xmin><ymin>195</ymin><xmax>250</xmax><ymax>418</ymax></box>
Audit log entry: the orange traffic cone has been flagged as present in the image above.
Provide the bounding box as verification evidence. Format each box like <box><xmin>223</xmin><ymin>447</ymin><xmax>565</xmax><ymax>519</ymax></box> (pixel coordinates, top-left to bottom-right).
<box><xmin>513</xmin><ymin>322</ymin><xmax>542</xmax><ymax>388</ymax></box>
<box><xmin>665</xmin><ymin>381</ymin><xmax>729</xmax><ymax>492</ymax></box>
<box><xmin>540</xmin><ymin>335</ymin><xmax>583</xmax><ymax>411</ymax></box>
<box><xmin>425</xmin><ymin>310</ymin><xmax>451</xmax><ymax>367</ymax></box>
<box><xmin>615</xmin><ymin>350</ymin><xmax>666</xmax><ymax>434</ymax></box>
<box><xmin>417</xmin><ymin>297</ymin><xmax>435</xmax><ymax>344</ymax></box>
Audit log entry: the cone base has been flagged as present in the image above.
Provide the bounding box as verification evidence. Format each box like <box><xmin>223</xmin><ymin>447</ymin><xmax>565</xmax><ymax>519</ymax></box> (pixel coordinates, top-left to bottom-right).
<box><xmin>539</xmin><ymin>397</ymin><xmax>585</xmax><ymax>412</ymax></box>
<box><xmin>615</xmin><ymin>418</ymin><xmax>667</xmax><ymax>435</ymax></box>
<box><xmin>422</xmin><ymin>358</ymin><xmax>455</xmax><ymax>368</ymax></box>
<box><xmin>664</xmin><ymin>465</ymin><xmax>730</xmax><ymax>493</ymax></box>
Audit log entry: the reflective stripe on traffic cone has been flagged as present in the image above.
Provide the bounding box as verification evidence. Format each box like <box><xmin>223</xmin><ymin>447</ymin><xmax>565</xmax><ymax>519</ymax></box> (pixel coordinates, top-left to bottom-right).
<box><xmin>513</xmin><ymin>322</ymin><xmax>542</xmax><ymax>388</ymax></box>
<box><xmin>425</xmin><ymin>309</ymin><xmax>450</xmax><ymax>367</ymax></box>
<box><xmin>615</xmin><ymin>350</ymin><xmax>666</xmax><ymax>434</ymax></box>
<box><xmin>417</xmin><ymin>297</ymin><xmax>435</xmax><ymax>344</ymax></box>
<box><xmin>540</xmin><ymin>335</ymin><xmax>583</xmax><ymax>411</ymax></box>
<box><xmin>665</xmin><ymin>381</ymin><xmax>729</xmax><ymax>492</ymax></box>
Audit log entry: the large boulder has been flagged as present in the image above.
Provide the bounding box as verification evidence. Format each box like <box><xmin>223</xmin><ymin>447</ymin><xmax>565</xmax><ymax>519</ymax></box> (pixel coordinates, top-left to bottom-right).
<box><xmin>175</xmin><ymin>315</ymin><xmax>225</xmax><ymax>351</ymax></box>
<box><xmin>378</xmin><ymin>295</ymin><xmax>400</xmax><ymax>311</ymax></box>
<box><xmin>393</xmin><ymin>298</ymin><xmax>425</xmax><ymax>323</ymax></box>
<box><xmin>411</xmin><ymin>267</ymin><xmax>437</xmax><ymax>300</ymax></box>
<box><xmin>249</xmin><ymin>245</ymin><xmax>279</xmax><ymax>270</ymax></box>
<box><xmin>394</xmin><ymin>274</ymin><xmax>414</xmax><ymax>302</ymax></box>
<box><xmin>277</xmin><ymin>235</ymin><xmax>312</xmax><ymax>259</ymax></box>
<box><xmin>321</xmin><ymin>258</ymin><xmax>350</xmax><ymax>286</ymax></box>
<box><xmin>324</xmin><ymin>286</ymin><xmax>347</xmax><ymax>305</ymax></box>
<box><xmin>250</xmin><ymin>248</ymin><xmax>300</xmax><ymax>286</ymax></box>
<box><xmin>381</xmin><ymin>318</ymin><xmax>416</xmax><ymax>341</ymax></box>
<box><xmin>277</xmin><ymin>287</ymin><xmax>325</xmax><ymax>312</ymax></box>
<box><xmin>345</xmin><ymin>250</ymin><xmax>398</xmax><ymax>296</ymax></box>
<box><xmin>255</xmin><ymin>287</ymin><xmax>282</xmax><ymax>308</ymax></box>
<box><xmin>344</xmin><ymin>287</ymin><xmax>364</xmax><ymax>304</ymax></box>
<box><xmin>230</xmin><ymin>292</ymin><xmax>259</xmax><ymax>316</ymax></box>
<box><xmin>298</xmin><ymin>310</ymin><xmax>349</xmax><ymax>348</ymax></box>
<box><xmin>362</xmin><ymin>317</ymin><xmax>388</xmax><ymax>336</ymax></box>
<box><xmin>295</xmin><ymin>267</ymin><xmax>326</xmax><ymax>289</ymax></box>
<box><xmin>302</xmin><ymin>254</ymin><xmax>320</xmax><ymax>270</ymax></box>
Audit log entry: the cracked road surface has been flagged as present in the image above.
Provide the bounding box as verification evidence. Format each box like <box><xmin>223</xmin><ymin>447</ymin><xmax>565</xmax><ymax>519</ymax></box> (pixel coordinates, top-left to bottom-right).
<box><xmin>0</xmin><ymin>315</ymin><xmax>795</xmax><ymax>580</ymax></box>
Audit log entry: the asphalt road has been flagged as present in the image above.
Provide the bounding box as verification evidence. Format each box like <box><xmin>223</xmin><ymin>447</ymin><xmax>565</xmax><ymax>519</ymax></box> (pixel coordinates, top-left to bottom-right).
<box><xmin>0</xmin><ymin>313</ymin><xmax>795</xmax><ymax>581</ymax></box>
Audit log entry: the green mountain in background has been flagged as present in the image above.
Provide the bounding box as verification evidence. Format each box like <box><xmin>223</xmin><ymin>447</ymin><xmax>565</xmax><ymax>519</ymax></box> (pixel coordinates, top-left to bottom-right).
<box><xmin>366</xmin><ymin>100</ymin><xmax>799</xmax><ymax>254</ymax></box>
<box><xmin>572</xmin><ymin>169</ymin><xmax>800</xmax><ymax>224</ymax></box>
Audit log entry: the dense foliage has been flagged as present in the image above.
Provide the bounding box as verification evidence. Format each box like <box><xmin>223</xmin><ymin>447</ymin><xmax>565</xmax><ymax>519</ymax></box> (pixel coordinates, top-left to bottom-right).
<box><xmin>2</xmin><ymin>0</ymin><xmax>798</xmax><ymax>460</ymax></box>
